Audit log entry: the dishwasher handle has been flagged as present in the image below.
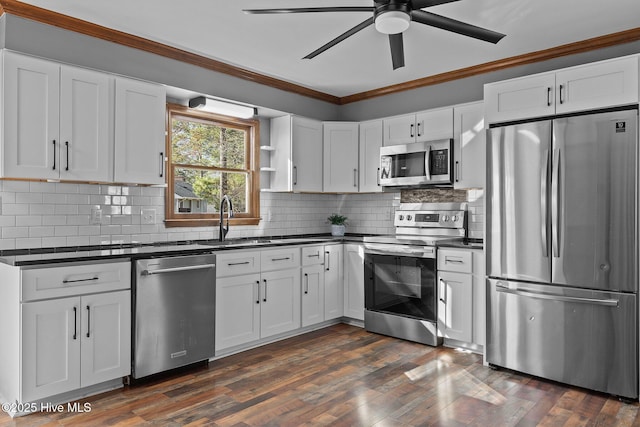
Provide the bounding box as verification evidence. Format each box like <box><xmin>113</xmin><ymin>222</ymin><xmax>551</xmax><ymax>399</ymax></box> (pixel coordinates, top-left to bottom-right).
<box><xmin>141</xmin><ymin>263</ymin><xmax>216</xmax><ymax>276</ymax></box>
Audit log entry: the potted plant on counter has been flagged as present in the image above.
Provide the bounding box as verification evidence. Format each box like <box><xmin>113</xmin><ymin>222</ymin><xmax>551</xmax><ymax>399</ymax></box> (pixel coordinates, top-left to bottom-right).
<box><xmin>327</xmin><ymin>213</ymin><xmax>348</xmax><ymax>236</ymax></box>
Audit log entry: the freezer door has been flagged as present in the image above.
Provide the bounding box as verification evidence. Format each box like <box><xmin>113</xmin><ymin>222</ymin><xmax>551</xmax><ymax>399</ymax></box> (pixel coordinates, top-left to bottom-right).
<box><xmin>552</xmin><ymin>110</ymin><xmax>638</xmax><ymax>292</ymax></box>
<box><xmin>487</xmin><ymin>121</ymin><xmax>552</xmax><ymax>282</ymax></box>
<box><xmin>487</xmin><ymin>278</ymin><xmax>637</xmax><ymax>399</ymax></box>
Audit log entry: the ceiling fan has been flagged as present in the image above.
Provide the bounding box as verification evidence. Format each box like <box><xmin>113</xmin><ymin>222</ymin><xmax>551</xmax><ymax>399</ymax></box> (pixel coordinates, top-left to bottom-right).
<box><xmin>243</xmin><ymin>0</ymin><xmax>506</xmax><ymax>70</ymax></box>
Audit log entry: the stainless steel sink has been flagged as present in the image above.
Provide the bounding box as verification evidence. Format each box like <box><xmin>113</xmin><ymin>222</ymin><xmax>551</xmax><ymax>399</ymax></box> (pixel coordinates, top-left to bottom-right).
<box><xmin>198</xmin><ymin>239</ymin><xmax>272</xmax><ymax>248</ymax></box>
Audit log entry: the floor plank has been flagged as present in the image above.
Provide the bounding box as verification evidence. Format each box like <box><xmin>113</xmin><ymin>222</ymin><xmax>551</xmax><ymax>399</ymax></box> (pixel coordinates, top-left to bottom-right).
<box><xmin>1</xmin><ymin>324</ymin><xmax>638</xmax><ymax>426</ymax></box>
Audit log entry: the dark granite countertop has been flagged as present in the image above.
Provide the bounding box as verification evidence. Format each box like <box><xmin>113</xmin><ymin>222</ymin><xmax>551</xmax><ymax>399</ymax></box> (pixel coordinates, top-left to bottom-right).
<box><xmin>0</xmin><ymin>234</ymin><xmax>373</xmax><ymax>267</ymax></box>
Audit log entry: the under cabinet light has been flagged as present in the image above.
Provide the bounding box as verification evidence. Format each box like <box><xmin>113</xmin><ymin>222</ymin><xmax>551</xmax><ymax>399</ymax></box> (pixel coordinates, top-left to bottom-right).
<box><xmin>188</xmin><ymin>96</ymin><xmax>256</xmax><ymax>119</ymax></box>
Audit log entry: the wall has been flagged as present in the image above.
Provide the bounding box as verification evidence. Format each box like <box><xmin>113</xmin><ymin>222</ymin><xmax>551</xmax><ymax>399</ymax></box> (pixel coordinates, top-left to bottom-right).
<box><xmin>0</xmin><ymin>181</ymin><xmax>485</xmax><ymax>250</ymax></box>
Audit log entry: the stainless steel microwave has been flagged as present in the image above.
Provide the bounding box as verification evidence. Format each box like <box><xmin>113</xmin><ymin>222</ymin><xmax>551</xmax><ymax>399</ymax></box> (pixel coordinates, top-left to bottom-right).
<box><xmin>379</xmin><ymin>139</ymin><xmax>453</xmax><ymax>187</ymax></box>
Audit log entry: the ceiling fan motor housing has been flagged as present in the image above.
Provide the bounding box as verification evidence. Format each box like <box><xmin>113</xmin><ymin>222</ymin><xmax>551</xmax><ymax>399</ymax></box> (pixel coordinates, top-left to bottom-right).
<box><xmin>374</xmin><ymin>2</ymin><xmax>411</xmax><ymax>34</ymax></box>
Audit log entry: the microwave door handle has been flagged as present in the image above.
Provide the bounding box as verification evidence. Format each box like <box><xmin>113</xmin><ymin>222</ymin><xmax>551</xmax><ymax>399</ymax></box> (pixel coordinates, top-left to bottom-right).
<box><xmin>425</xmin><ymin>146</ymin><xmax>432</xmax><ymax>181</ymax></box>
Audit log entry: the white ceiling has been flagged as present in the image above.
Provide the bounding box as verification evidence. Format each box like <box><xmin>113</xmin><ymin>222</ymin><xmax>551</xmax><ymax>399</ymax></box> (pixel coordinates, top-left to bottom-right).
<box><xmin>16</xmin><ymin>0</ymin><xmax>640</xmax><ymax>98</ymax></box>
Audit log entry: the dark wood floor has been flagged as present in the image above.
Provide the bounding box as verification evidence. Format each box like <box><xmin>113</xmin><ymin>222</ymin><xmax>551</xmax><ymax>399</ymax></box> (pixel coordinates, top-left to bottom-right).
<box><xmin>2</xmin><ymin>324</ymin><xmax>638</xmax><ymax>426</ymax></box>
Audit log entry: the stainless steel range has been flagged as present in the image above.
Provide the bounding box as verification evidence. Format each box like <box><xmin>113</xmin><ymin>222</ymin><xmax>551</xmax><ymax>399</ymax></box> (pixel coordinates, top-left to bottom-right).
<box><xmin>363</xmin><ymin>202</ymin><xmax>467</xmax><ymax>346</ymax></box>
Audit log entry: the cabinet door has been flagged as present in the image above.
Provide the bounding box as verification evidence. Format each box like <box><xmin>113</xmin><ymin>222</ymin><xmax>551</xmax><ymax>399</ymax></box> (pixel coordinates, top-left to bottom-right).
<box><xmin>114</xmin><ymin>77</ymin><xmax>166</xmax><ymax>184</ymax></box>
<box><xmin>3</xmin><ymin>51</ymin><xmax>60</xmax><ymax>179</ymax></box>
<box><xmin>59</xmin><ymin>65</ymin><xmax>112</xmax><ymax>182</ymax></box>
<box><xmin>324</xmin><ymin>245</ymin><xmax>344</xmax><ymax>320</ymax></box>
<box><xmin>383</xmin><ymin>113</ymin><xmax>416</xmax><ymax>145</ymax></box>
<box><xmin>21</xmin><ymin>297</ymin><xmax>81</xmax><ymax>402</ymax></box>
<box><xmin>359</xmin><ymin>120</ymin><xmax>383</xmax><ymax>193</ymax></box>
<box><xmin>323</xmin><ymin>122</ymin><xmax>359</xmax><ymax>192</ymax></box>
<box><xmin>81</xmin><ymin>291</ymin><xmax>131</xmax><ymax>386</ymax></box>
<box><xmin>302</xmin><ymin>264</ymin><xmax>324</xmax><ymax>327</ymax></box>
<box><xmin>415</xmin><ymin>107</ymin><xmax>453</xmax><ymax>141</ymax></box>
<box><xmin>484</xmin><ymin>72</ymin><xmax>556</xmax><ymax>124</ymax></box>
<box><xmin>438</xmin><ymin>271</ymin><xmax>472</xmax><ymax>343</ymax></box>
<box><xmin>216</xmin><ymin>274</ymin><xmax>261</xmax><ymax>351</ymax></box>
<box><xmin>343</xmin><ymin>243</ymin><xmax>364</xmax><ymax>320</ymax></box>
<box><xmin>260</xmin><ymin>268</ymin><xmax>301</xmax><ymax>338</ymax></box>
<box><xmin>292</xmin><ymin>116</ymin><xmax>323</xmax><ymax>192</ymax></box>
<box><xmin>471</xmin><ymin>250</ymin><xmax>486</xmax><ymax>347</ymax></box>
<box><xmin>453</xmin><ymin>102</ymin><xmax>486</xmax><ymax>189</ymax></box>
<box><xmin>269</xmin><ymin>115</ymin><xmax>293</xmax><ymax>191</ymax></box>
<box><xmin>555</xmin><ymin>56</ymin><xmax>639</xmax><ymax>114</ymax></box>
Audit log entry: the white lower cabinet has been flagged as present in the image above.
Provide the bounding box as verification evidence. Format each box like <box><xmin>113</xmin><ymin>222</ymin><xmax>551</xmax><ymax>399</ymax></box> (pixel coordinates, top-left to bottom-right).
<box><xmin>300</xmin><ymin>244</ymin><xmax>344</xmax><ymax>327</ymax></box>
<box><xmin>22</xmin><ymin>290</ymin><xmax>131</xmax><ymax>402</ymax></box>
<box><xmin>437</xmin><ymin>248</ymin><xmax>485</xmax><ymax>348</ymax></box>
<box><xmin>215</xmin><ymin>249</ymin><xmax>301</xmax><ymax>352</ymax></box>
<box><xmin>343</xmin><ymin>243</ymin><xmax>364</xmax><ymax>321</ymax></box>
<box><xmin>0</xmin><ymin>260</ymin><xmax>131</xmax><ymax>409</ymax></box>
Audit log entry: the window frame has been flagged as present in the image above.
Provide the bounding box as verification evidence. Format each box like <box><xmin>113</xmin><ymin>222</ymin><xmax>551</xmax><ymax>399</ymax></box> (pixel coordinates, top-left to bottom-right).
<box><xmin>164</xmin><ymin>103</ymin><xmax>260</xmax><ymax>227</ymax></box>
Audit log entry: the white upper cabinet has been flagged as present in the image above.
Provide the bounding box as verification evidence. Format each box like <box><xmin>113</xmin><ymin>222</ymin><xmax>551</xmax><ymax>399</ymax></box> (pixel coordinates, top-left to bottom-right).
<box><xmin>358</xmin><ymin>119</ymin><xmax>383</xmax><ymax>193</ymax></box>
<box><xmin>114</xmin><ymin>77</ymin><xmax>166</xmax><ymax>185</ymax></box>
<box><xmin>323</xmin><ymin>122</ymin><xmax>359</xmax><ymax>193</ymax></box>
<box><xmin>2</xmin><ymin>51</ymin><xmax>111</xmax><ymax>181</ymax></box>
<box><xmin>485</xmin><ymin>55</ymin><xmax>639</xmax><ymax>124</ymax></box>
<box><xmin>1</xmin><ymin>51</ymin><xmax>167</xmax><ymax>184</ymax></box>
<box><xmin>453</xmin><ymin>101</ymin><xmax>485</xmax><ymax>189</ymax></box>
<box><xmin>269</xmin><ymin>115</ymin><xmax>323</xmax><ymax>192</ymax></box>
<box><xmin>383</xmin><ymin>107</ymin><xmax>453</xmax><ymax>146</ymax></box>
<box><xmin>59</xmin><ymin>65</ymin><xmax>112</xmax><ymax>182</ymax></box>
<box><xmin>555</xmin><ymin>56</ymin><xmax>638</xmax><ymax>114</ymax></box>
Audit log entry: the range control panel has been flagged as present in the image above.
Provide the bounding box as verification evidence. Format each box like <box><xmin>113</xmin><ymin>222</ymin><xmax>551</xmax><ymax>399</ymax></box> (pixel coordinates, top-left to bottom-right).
<box><xmin>394</xmin><ymin>210</ymin><xmax>466</xmax><ymax>229</ymax></box>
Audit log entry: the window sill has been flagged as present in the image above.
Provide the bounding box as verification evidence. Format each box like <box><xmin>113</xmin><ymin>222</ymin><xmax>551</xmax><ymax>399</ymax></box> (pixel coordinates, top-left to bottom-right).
<box><xmin>164</xmin><ymin>218</ymin><xmax>261</xmax><ymax>228</ymax></box>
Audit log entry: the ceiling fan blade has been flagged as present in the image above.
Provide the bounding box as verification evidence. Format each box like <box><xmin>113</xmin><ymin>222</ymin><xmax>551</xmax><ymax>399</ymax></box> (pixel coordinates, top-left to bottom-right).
<box><xmin>389</xmin><ymin>33</ymin><xmax>405</xmax><ymax>70</ymax></box>
<box><xmin>243</xmin><ymin>7</ymin><xmax>374</xmax><ymax>14</ymax></box>
<box><xmin>410</xmin><ymin>0</ymin><xmax>461</xmax><ymax>9</ymax></box>
<box><xmin>411</xmin><ymin>10</ymin><xmax>505</xmax><ymax>44</ymax></box>
<box><xmin>304</xmin><ymin>17</ymin><xmax>374</xmax><ymax>60</ymax></box>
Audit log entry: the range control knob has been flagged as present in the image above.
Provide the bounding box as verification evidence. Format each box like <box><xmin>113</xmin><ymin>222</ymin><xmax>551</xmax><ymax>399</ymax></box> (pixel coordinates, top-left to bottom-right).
<box><xmin>398</xmin><ymin>215</ymin><xmax>404</xmax><ymax>221</ymax></box>
<box><xmin>452</xmin><ymin>215</ymin><xmax>459</xmax><ymax>222</ymax></box>
<box><xmin>442</xmin><ymin>215</ymin><xmax>450</xmax><ymax>222</ymax></box>
<box><xmin>406</xmin><ymin>215</ymin><xmax>413</xmax><ymax>221</ymax></box>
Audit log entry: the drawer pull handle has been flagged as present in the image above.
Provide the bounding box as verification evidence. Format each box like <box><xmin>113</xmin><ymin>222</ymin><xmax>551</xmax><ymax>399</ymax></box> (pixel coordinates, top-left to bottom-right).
<box><xmin>272</xmin><ymin>257</ymin><xmax>291</xmax><ymax>261</ymax></box>
<box><xmin>307</xmin><ymin>253</ymin><xmax>320</xmax><ymax>258</ymax></box>
<box><xmin>63</xmin><ymin>276</ymin><xmax>99</xmax><ymax>284</ymax></box>
<box><xmin>445</xmin><ymin>258</ymin><xmax>464</xmax><ymax>264</ymax></box>
<box><xmin>228</xmin><ymin>261</ymin><xmax>251</xmax><ymax>266</ymax></box>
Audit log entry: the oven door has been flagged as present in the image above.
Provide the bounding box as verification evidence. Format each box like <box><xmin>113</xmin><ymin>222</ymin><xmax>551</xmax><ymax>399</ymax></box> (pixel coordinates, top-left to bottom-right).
<box><xmin>364</xmin><ymin>252</ymin><xmax>436</xmax><ymax>322</ymax></box>
<box><xmin>380</xmin><ymin>139</ymin><xmax>453</xmax><ymax>187</ymax></box>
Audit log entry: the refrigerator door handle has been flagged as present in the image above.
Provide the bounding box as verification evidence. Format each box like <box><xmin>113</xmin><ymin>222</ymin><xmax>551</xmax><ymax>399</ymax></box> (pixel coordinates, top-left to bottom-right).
<box><xmin>495</xmin><ymin>283</ymin><xmax>619</xmax><ymax>307</ymax></box>
<box><xmin>551</xmin><ymin>148</ymin><xmax>561</xmax><ymax>258</ymax></box>
<box><xmin>541</xmin><ymin>149</ymin><xmax>549</xmax><ymax>257</ymax></box>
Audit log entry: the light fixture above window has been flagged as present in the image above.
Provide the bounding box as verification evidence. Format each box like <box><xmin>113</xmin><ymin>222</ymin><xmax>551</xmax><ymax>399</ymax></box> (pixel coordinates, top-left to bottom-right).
<box><xmin>188</xmin><ymin>96</ymin><xmax>256</xmax><ymax>119</ymax></box>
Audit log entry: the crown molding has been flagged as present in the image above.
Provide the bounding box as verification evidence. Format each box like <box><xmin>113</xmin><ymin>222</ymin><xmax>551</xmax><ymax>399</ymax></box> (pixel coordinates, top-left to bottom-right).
<box><xmin>0</xmin><ymin>0</ymin><xmax>638</xmax><ymax>106</ymax></box>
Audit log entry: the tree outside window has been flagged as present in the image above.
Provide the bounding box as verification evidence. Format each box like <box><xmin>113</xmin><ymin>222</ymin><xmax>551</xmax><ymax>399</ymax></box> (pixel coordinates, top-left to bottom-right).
<box><xmin>165</xmin><ymin>104</ymin><xmax>260</xmax><ymax>227</ymax></box>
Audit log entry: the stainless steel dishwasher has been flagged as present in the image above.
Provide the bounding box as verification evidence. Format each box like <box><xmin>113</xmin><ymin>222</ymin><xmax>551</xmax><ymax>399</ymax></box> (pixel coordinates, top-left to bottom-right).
<box><xmin>133</xmin><ymin>253</ymin><xmax>216</xmax><ymax>379</ymax></box>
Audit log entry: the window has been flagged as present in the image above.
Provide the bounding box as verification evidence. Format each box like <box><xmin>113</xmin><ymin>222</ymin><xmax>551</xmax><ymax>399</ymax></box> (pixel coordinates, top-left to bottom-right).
<box><xmin>165</xmin><ymin>103</ymin><xmax>260</xmax><ymax>227</ymax></box>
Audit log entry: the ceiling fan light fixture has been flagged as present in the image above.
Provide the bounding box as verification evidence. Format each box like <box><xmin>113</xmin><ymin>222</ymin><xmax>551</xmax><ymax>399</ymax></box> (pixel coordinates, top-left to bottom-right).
<box><xmin>375</xmin><ymin>11</ymin><xmax>410</xmax><ymax>34</ymax></box>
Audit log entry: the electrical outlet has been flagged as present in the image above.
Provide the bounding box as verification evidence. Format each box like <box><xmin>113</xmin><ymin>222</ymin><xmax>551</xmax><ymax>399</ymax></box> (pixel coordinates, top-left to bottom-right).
<box><xmin>141</xmin><ymin>209</ymin><xmax>156</xmax><ymax>225</ymax></box>
<box><xmin>91</xmin><ymin>207</ymin><xmax>102</xmax><ymax>224</ymax></box>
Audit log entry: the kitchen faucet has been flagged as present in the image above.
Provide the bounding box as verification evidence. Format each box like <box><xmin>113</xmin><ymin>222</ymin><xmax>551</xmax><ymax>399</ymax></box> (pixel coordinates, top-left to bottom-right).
<box><xmin>219</xmin><ymin>195</ymin><xmax>234</xmax><ymax>242</ymax></box>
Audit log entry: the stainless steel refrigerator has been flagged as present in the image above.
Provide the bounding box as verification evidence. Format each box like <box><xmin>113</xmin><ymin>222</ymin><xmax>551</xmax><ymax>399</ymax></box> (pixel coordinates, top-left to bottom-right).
<box><xmin>486</xmin><ymin>107</ymin><xmax>639</xmax><ymax>400</ymax></box>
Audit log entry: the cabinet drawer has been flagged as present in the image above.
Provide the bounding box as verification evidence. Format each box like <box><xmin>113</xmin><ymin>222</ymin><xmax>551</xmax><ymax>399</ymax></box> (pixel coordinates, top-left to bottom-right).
<box><xmin>301</xmin><ymin>245</ymin><xmax>324</xmax><ymax>266</ymax></box>
<box><xmin>216</xmin><ymin>251</ymin><xmax>261</xmax><ymax>277</ymax></box>
<box><xmin>438</xmin><ymin>249</ymin><xmax>472</xmax><ymax>273</ymax></box>
<box><xmin>21</xmin><ymin>260</ymin><xmax>131</xmax><ymax>302</ymax></box>
<box><xmin>261</xmin><ymin>247</ymin><xmax>300</xmax><ymax>272</ymax></box>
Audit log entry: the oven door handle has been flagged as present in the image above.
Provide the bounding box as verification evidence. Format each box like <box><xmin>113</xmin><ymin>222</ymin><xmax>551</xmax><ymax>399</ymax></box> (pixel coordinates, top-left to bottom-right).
<box><xmin>365</xmin><ymin>247</ymin><xmax>435</xmax><ymax>259</ymax></box>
